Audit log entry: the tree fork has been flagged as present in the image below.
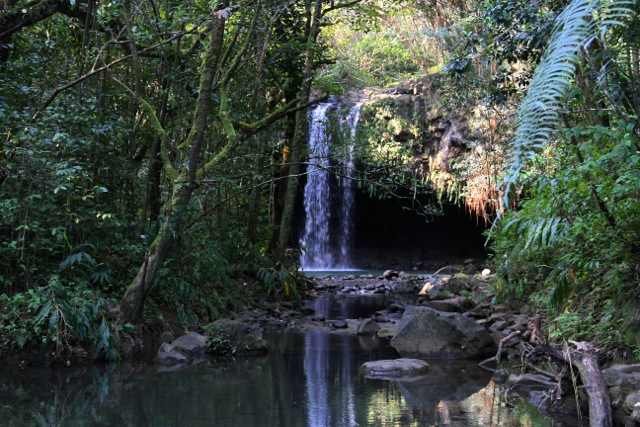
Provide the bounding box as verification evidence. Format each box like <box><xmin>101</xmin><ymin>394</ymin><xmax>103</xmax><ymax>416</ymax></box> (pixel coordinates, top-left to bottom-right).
<box><xmin>117</xmin><ymin>10</ymin><xmax>227</xmax><ymax>324</ymax></box>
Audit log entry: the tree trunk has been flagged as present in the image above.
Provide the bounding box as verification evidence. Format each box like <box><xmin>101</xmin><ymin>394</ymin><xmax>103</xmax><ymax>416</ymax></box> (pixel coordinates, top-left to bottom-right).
<box><xmin>274</xmin><ymin>0</ymin><xmax>323</xmax><ymax>259</ymax></box>
<box><xmin>118</xmin><ymin>13</ymin><xmax>226</xmax><ymax>324</ymax></box>
<box><xmin>268</xmin><ymin>109</ymin><xmax>297</xmax><ymax>251</ymax></box>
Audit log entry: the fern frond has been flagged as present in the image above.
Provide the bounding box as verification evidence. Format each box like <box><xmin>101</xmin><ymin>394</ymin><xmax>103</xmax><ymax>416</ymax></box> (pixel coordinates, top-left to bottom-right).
<box><xmin>505</xmin><ymin>0</ymin><xmax>636</xmax><ymax>198</ymax></box>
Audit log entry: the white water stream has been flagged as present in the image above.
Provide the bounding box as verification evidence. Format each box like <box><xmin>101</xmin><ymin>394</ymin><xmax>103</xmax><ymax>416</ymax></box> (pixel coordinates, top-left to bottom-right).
<box><xmin>300</xmin><ymin>100</ymin><xmax>362</xmax><ymax>270</ymax></box>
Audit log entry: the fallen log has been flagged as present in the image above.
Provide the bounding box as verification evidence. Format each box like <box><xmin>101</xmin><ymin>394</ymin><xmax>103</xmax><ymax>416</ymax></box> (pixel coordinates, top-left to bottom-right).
<box><xmin>540</xmin><ymin>341</ymin><xmax>611</xmax><ymax>427</ymax></box>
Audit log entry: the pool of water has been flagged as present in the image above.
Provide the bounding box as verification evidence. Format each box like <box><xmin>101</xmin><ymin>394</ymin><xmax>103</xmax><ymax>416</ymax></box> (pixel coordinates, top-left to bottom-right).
<box><xmin>0</xmin><ymin>331</ymin><xmax>559</xmax><ymax>427</ymax></box>
<box><xmin>307</xmin><ymin>293</ymin><xmax>391</xmax><ymax>319</ymax></box>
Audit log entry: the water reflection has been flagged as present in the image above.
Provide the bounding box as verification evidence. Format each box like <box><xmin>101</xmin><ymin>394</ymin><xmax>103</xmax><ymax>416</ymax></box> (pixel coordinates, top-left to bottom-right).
<box><xmin>0</xmin><ymin>332</ymin><xmax>557</xmax><ymax>427</ymax></box>
<box><xmin>305</xmin><ymin>332</ymin><xmax>331</xmax><ymax>426</ymax></box>
<box><xmin>308</xmin><ymin>293</ymin><xmax>389</xmax><ymax>319</ymax></box>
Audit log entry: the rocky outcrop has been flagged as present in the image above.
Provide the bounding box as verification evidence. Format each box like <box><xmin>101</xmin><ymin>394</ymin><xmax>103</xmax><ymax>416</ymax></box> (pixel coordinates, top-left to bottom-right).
<box><xmin>361</xmin><ymin>79</ymin><xmax>470</xmax><ymax>176</ymax></box>
<box><xmin>390</xmin><ymin>306</ymin><xmax>495</xmax><ymax>359</ymax></box>
<box><xmin>360</xmin><ymin>358</ymin><xmax>429</xmax><ymax>379</ymax></box>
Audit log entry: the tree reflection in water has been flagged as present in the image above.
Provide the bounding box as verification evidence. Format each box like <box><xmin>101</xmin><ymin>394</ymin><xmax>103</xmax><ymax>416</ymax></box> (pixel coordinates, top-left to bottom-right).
<box><xmin>0</xmin><ymin>332</ymin><xmax>559</xmax><ymax>426</ymax></box>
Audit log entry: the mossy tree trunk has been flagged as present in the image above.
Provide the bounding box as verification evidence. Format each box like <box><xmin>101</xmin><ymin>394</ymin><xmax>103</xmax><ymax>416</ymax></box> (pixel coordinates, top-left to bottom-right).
<box><xmin>118</xmin><ymin>12</ymin><xmax>226</xmax><ymax>324</ymax></box>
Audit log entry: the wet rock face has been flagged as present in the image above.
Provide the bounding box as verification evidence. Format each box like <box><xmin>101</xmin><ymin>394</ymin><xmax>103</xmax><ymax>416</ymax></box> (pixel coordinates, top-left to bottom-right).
<box><xmin>390</xmin><ymin>306</ymin><xmax>495</xmax><ymax>359</ymax></box>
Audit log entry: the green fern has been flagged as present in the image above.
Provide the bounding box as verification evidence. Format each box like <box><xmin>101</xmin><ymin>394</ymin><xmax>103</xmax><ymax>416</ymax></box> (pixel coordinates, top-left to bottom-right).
<box><xmin>505</xmin><ymin>0</ymin><xmax>636</xmax><ymax>193</ymax></box>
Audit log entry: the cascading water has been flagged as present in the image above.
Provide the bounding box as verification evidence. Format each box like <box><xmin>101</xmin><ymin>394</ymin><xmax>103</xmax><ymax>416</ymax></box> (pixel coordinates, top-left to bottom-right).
<box><xmin>337</xmin><ymin>103</ymin><xmax>362</xmax><ymax>266</ymax></box>
<box><xmin>300</xmin><ymin>100</ymin><xmax>362</xmax><ymax>270</ymax></box>
<box><xmin>300</xmin><ymin>103</ymin><xmax>334</xmax><ymax>269</ymax></box>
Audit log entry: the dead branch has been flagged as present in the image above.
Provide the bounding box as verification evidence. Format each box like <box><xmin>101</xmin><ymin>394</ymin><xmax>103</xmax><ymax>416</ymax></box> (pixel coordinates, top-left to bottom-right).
<box><xmin>479</xmin><ymin>330</ymin><xmax>521</xmax><ymax>372</ymax></box>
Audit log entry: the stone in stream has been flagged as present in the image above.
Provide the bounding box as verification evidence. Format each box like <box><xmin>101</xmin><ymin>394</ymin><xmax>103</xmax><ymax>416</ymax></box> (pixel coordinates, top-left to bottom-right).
<box><xmin>172</xmin><ymin>332</ymin><xmax>208</xmax><ymax>356</ymax></box>
<box><xmin>357</xmin><ymin>318</ymin><xmax>380</xmax><ymax>336</ymax></box>
<box><xmin>390</xmin><ymin>306</ymin><xmax>495</xmax><ymax>359</ymax></box>
<box><xmin>419</xmin><ymin>277</ymin><xmax>469</xmax><ymax>300</ymax></box>
<box><xmin>155</xmin><ymin>331</ymin><xmax>208</xmax><ymax>365</ymax></box>
<box><xmin>383</xmin><ymin>270</ymin><xmax>399</xmax><ymax>280</ymax></box>
<box><xmin>332</xmin><ymin>320</ymin><xmax>348</xmax><ymax>329</ymax></box>
<box><xmin>360</xmin><ymin>358</ymin><xmax>429</xmax><ymax>379</ymax></box>
<box><xmin>374</xmin><ymin>314</ymin><xmax>390</xmax><ymax>323</ymax></box>
<box><xmin>156</xmin><ymin>343</ymin><xmax>189</xmax><ymax>365</ymax></box>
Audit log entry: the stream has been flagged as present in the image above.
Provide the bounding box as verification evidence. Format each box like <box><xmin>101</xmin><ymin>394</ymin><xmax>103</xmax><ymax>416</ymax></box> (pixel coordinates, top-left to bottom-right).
<box><xmin>0</xmin><ymin>294</ymin><xmax>567</xmax><ymax>426</ymax></box>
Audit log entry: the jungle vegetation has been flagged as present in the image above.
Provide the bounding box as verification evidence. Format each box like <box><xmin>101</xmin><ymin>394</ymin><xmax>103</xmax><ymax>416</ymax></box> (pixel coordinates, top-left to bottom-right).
<box><xmin>1</xmin><ymin>0</ymin><xmax>639</xmax><ymax>362</ymax></box>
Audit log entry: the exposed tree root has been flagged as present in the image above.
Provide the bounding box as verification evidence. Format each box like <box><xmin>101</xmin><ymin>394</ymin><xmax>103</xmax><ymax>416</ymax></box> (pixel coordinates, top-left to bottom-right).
<box><xmin>540</xmin><ymin>341</ymin><xmax>612</xmax><ymax>427</ymax></box>
<box><xmin>478</xmin><ymin>316</ymin><xmax>612</xmax><ymax>427</ymax></box>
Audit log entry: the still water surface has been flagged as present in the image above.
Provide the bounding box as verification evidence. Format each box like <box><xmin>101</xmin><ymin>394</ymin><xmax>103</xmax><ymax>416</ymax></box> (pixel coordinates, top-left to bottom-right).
<box><xmin>0</xmin><ymin>331</ymin><xmax>556</xmax><ymax>427</ymax></box>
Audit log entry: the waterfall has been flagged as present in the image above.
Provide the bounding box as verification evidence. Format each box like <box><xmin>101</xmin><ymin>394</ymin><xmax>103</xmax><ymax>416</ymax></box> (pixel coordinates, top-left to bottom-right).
<box><xmin>300</xmin><ymin>100</ymin><xmax>362</xmax><ymax>270</ymax></box>
<box><xmin>337</xmin><ymin>103</ymin><xmax>362</xmax><ymax>267</ymax></box>
<box><xmin>300</xmin><ymin>103</ymin><xmax>334</xmax><ymax>269</ymax></box>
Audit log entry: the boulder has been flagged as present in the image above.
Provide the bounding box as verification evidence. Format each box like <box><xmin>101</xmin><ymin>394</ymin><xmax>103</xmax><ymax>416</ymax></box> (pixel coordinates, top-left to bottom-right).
<box><xmin>172</xmin><ymin>332</ymin><xmax>208</xmax><ymax>357</ymax></box>
<box><xmin>155</xmin><ymin>332</ymin><xmax>207</xmax><ymax>365</ymax></box>
<box><xmin>418</xmin><ymin>281</ymin><xmax>437</xmax><ymax>296</ymax></box>
<box><xmin>357</xmin><ymin>319</ymin><xmax>380</xmax><ymax>336</ymax></box>
<box><xmin>160</xmin><ymin>331</ymin><xmax>175</xmax><ymax>343</ymax></box>
<box><xmin>383</xmin><ymin>270</ymin><xmax>400</xmax><ymax>280</ymax></box>
<box><xmin>390</xmin><ymin>306</ymin><xmax>495</xmax><ymax>359</ymax></box>
<box><xmin>333</xmin><ymin>320</ymin><xmax>348</xmax><ymax>329</ymax></box>
<box><xmin>623</xmin><ymin>391</ymin><xmax>640</xmax><ymax>415</ymax></box>
<box><xmin>603</xmin><ymin>364</ymin><xmax>640</xmax><ymax>389</ymax></box>
<box><xmin>156</xmin><ymin>342</ymin><xmax>189</xmax><ymax>365</ymax></box>
<box><xmin>360</xmin><ymin>358</ymin><xmax>429</xmax><ymax>379</ymax></box>
<box><xmin>419</xmin><ymin>277</ymin><xmax>469</xmax><ymax>300</ymax></box>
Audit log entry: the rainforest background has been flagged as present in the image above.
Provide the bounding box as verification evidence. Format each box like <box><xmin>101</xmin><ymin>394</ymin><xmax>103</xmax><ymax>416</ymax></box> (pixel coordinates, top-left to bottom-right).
<box><xmin>1</xmin><ymin>0</ymin><xmax>639</xmax><ymax>362</ymax></box>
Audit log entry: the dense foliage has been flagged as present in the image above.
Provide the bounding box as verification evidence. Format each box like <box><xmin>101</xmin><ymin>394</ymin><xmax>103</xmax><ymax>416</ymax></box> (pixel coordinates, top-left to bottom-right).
<box><xmin>0</xmin><ymin>0</ymin><xmax>373</xmax><ymax>362</ymax></box>
<box><xmin>1</xmin><ymin>0</ymin><xmax>639</xmax><ymax>363</ymax></box>
<box><xmin>468</xmin><ymin>0</ymin><xmax>640</xmax><ymax>357</ymax></box>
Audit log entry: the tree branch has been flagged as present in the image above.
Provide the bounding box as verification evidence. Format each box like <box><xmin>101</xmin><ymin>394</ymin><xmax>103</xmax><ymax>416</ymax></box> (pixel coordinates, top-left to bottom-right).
<box><xmin>322</xmin><ymin>0</ymin><xmax>362</xmax><ymax>15</ymax></box>
<box><xmin>32</xmin><ymin>29</ymin><xmax>193</xmax><ymax>119</ymax></box>
<box><xmin>235</xmin><ymin>95</ymin><xmax>328</xmax><ymax>138</ymax></box>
